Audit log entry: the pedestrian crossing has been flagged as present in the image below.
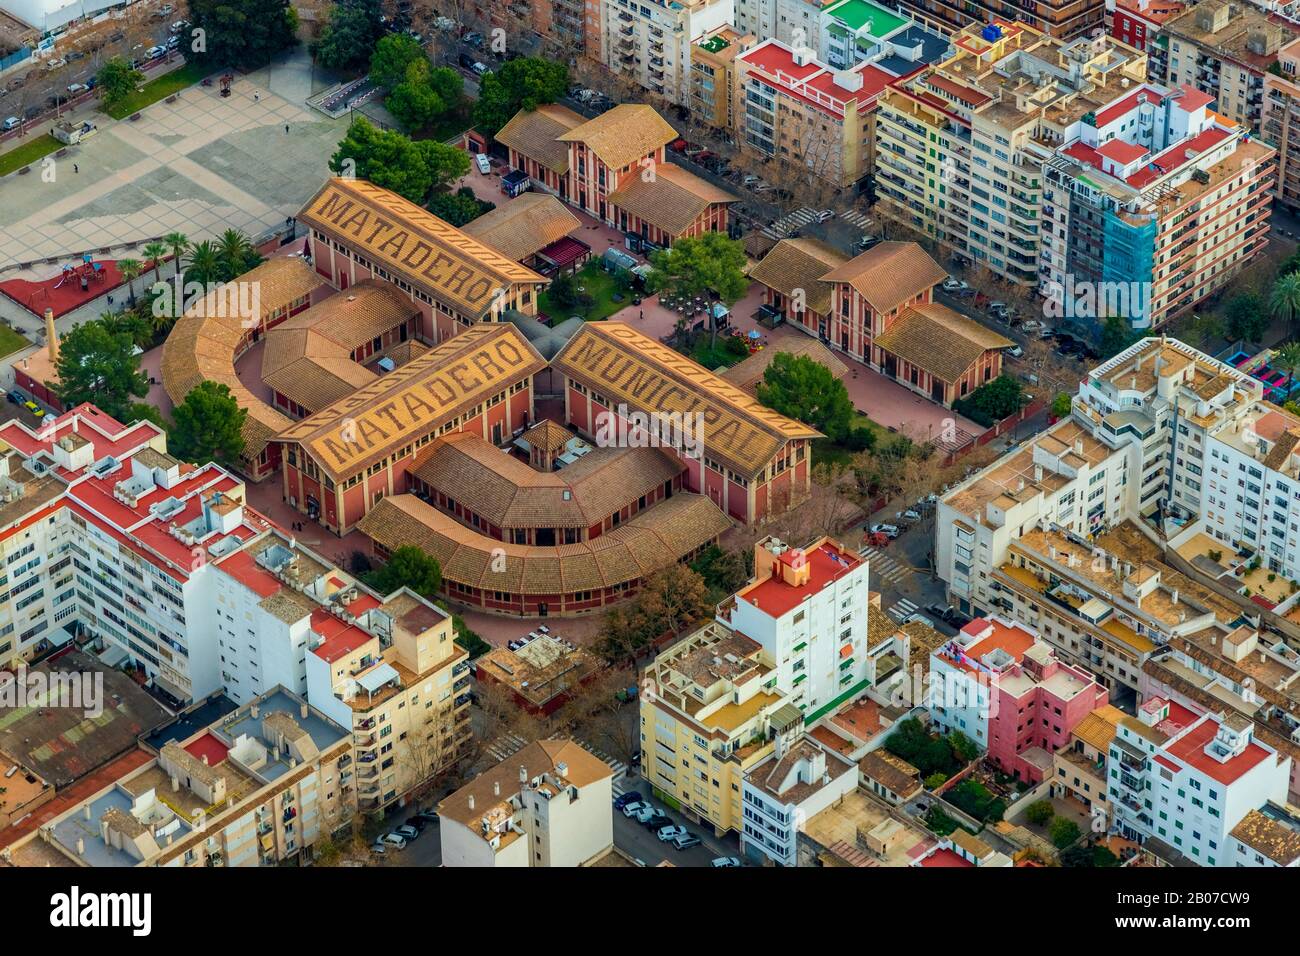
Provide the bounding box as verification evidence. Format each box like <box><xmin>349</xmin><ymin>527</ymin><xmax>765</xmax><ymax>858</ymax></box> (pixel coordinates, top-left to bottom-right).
<box><xmin>840</xmin><ymin>208</ymin><xmax>873</xmax><ymax>229</ymax></box>
<box><xmin>859</xmin><ymin>546</ymin><xmax>912</xmax><ymax>587</ymax></box>
<box><xmin>763</xmin><ymin>207</ymin><xmax>818</xmax><ymax>239</ymax></box>
<box><xmin>886</xmin><ymin>598</ymin><xmax>919</xmax><ymax>624</ymax></box>
<box><xmin>483</xmin><ymin>732</ymin><xmax>529</xmax><ymax>765</ymax></box>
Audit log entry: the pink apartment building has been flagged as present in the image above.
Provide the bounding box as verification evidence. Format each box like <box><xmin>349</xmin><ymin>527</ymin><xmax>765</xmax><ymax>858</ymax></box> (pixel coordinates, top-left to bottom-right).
<box><xmin>930</xmin><ymin>617</ymin><xmax>1109</xmax><ymax>783</ymax></box>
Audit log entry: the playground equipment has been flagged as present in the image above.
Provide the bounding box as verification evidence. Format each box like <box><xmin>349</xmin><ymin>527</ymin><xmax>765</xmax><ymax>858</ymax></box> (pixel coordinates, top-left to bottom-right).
<box><xmin>52</xmin><ymin>255</ymin><xmax>105</xmax><ymax>291</ymax></box>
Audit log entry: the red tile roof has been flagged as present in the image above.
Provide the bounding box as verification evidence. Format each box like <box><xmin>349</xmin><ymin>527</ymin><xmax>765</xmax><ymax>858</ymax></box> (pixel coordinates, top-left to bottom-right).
<box><xmin>1164</xmin><ymin>718</ymin><xmax>1273</xmax><ymax>786</ymax></box>
<box><xmin>740</xmin><ymin>542</ymin><xmax>862</xmax><ymax>618</ymax></box>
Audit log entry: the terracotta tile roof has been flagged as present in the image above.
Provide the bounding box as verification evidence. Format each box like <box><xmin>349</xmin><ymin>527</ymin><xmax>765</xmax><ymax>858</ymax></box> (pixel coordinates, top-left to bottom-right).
<box><xmin>858</xmin><ymin>750</ymin><xmax>921</xmax><ymax>798</ymax></box>
<box><xmin>721</xmin><ymin>335</ymin><xmax>848</xmax><ymax>395</ymax></box>
<box><xmin>1264</xmin><ymin>428</ymin><xmax>1300</xmax><ymax>471</ymax></box>
<box><xmin>821</xmin><ymin>241</ymin><xmax>948</xmax><ymax>314</ymax></box>
<box><xmin>412</xmin><ymin>431</ymin><xmax>683</xmax><ymax>528</ymax></box>
<box><xmin>1230</xmin><ymin>808</ymin><xmax>1300</xmax><ymax>865</ymax></box>
<box><xmin>160</xmin><ymin>257</ymin><xmax>324</xmax><ymax>467</ymax></box>
<box><xmin>356</xmin><ymin>491</ymin><xmax>730</xmax><ymax>595</ymax></box>
<box><xmin>520</xmin><ymin>418</ymin><xmax>572</xmax><ymax>453</ymax></box>
<box><xmin>297</xmin><ymin>178</ymin><xmax>545</xmax><ymax>319</ymax></box>
<box><xmin>551</xmin><ymin>322</ymin><xmax>820</xmax><ymax>479</ymax></box>
<box><xmin>748</xmin><ymin>238</ymin><xmax>848</xmax><ymax>317</ymax></box>
<box><xmin>266</xmin><ymin>280</ymin><xmax>417</xmax><ymax>359</ymax></box>
<box><xmin>461</xmin><ymin>193</ymin><xmax>582</xmax><ymax>262</ymax></box>
<box><xmin>438</xmin><ymin>739</ymin><xmax>612</xmax><ymax>829</ymax></box>
<box><xmin>263</xmin><ymin>356</ymin><xmax>377</xmax><ymax>413</ymax></box>
<box><xmin>874</xmin><ymin>301</ymin><xmax>1013</xmax><ymax>383</ymax></box>
<box><xmin>273</xmin><ymin>324</ymin><xmax>546</xmax><ymax>482</ymax></box>
<box><xmin>606</xmin><ymin>164</ymin><xmax>737</xmax><ymax>237</ymax></box>
<box><xmin>1072</xmin><ymin>704</ymin><xmax>1126</xmax><ymax>753</ymax></box>
<box><xmin>557</xmin><ymin>104</ymin><xmax>678</xmax><ymax>171</ymax></box>
<box><xmin>495</xmin><ymin>104</ymin><xmax>585</xmax><ymax>174</ymax></box>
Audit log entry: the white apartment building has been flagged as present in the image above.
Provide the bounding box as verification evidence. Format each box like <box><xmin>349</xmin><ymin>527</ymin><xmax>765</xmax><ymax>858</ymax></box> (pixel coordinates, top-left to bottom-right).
<box><xmin>719</xmin><ymin>535</ymin><xmax>876</xmax><ymax>725</ymax></box>
<box><xmin>935</xmin><ymin>337</ymin><xmax>1277</xmax><ymax>694</ymax></box>
<box><xmin>740</xmin><ymin>732</ymin><xmax>858</xmax><ymax>865</ymax></box>
<box><xmin>602</xmin><ymin>0</ymin><xmax>734</xmax><ymax>105</ymax></box>
<box><xmin>0</xmin><ymin>406</ymin><xmax>270</xmax><ymax>704</ymax></box>
<box><xmin>437</xmin><ymin>739</ymin><xmax>614</xmax><ymax>867</ymax></box>
<box><xmin>1108</xmin><ymin>697</ymin><xmax>1291</xmax><ymax>865</ymax></box>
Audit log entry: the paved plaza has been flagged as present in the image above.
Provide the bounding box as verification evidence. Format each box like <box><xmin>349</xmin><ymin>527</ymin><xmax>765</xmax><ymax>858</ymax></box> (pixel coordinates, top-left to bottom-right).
<box><xmin>0</xmin><ymin>51</ymin><xmax>347</xmax><ymax>325</ymax></box>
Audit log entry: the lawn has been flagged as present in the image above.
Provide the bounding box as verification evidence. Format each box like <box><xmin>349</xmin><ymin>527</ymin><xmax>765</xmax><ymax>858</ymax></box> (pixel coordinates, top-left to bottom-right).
<box><xmin>0</xmin><ymin>323</ymin><xmax>30</xmax><ymax>360</ymax></box>
<box><xmin>690</xmin><ymin>333</ymin><xmax>750</xmax><ymax>371</ymax></box>
<box><xmin>103</xmin><ymin>61</ymin><xmax>209</xmax><ymax>120</ymax></box>
<box><xmin>812</xmin><ymin>413</ymin><xmax>907</xmax><ymax>466</ymax></box>
<box><xmin>0</xmin><ymin>134</ymin><xmax>62</xmax><ymax>177</ymax></box>
<box><xmin>538</xmin><ymin>263</ymin><xmax>629</xmax><ymax>323</ymax></box>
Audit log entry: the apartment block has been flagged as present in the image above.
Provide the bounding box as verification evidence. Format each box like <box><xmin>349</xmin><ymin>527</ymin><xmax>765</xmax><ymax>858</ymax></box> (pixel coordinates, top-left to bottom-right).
<box><xmin>719</xmin><ymin>536</ymin><xmax>877</xmax><ymax>723</ymax></box>
<box><xmin>437</xmin><ymin>739</ymin><xmax>614</xmax><ymax>866</ymax></box>
<box><xmin>875</xmin><ymin>19</ymin><xmax>1273</xmax><ymax>333</ymax></box>
<box><xmin>735</xmin><ymin>38</ymin><xmax>897</xmax><ymax>190</ymax></box>
<box><xmin>1051</xmin><ymin>703</ymin><xmax>1126</xmax><ymax>822</ymax></box>
<box><xmin>1106</xmin><ymin>0</ymin><xmax>1186</xmax><ymax>53</ymax></box>
<box><xmin>929</xmin><ymin>616</ymin><xmax>1108</xmax><ymax>782</ymax></box>
<box><xmin>887</xmin><ymin>0</ymin><xmax>1105</xmax><ymax>40</ymax></box>
<box><xmin>17</xmin><ymin>687</ymin><xmax>353</xmax><ymax>867</ymax></box>
<box><xmin>740</xmin><ymin>733</ymin><xmax>858</xmax><ymax>865</ymax></box>
<box><xmin>1108</xmin><ymin>697</ymin><xmax>1290</xmax><ymax>865</ymax></box>
<box><xmin>820</xmin><ymin>0</ymin><xmax>950</xmax><ymax>72</ymax></box>
<box><xmin>733</xmin><ymin>0</ymin><xmax>827</xmax><ymax>50</ymax></box>
<box><xmin>935</xmin><ymin>337</ymin><xmax>1277</xmax><ymax>694</ymax></box>
<box><xmin>601</xmin><ymin>0</ymin><xmax>734</xmax><ymax>105</ymax></box>
<box><xmin>690</xmin><ymin>26</ymin><xmax>755</xmax><ymax>131</ymax></box>
<box><xmin>640</xmin><ymin>620</ymin><xmax>800</xmax><ymax>834</ymax></box>
<box><xmin>1264</xmin><ymin>35</ymin><xmax>1300</xmax><ymax>210</ymax></box>
<box><xmin>1160</xmin><ymin>1</ymin><xmax>1293</xmax><ymax>134</ymax></box>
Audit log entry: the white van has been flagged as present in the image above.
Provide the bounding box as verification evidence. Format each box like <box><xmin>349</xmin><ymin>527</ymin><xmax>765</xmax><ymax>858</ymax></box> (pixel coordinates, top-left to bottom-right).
<box><xmin>2</xmin><ymin>117</ymin><xmax>20</xmax><ymax>132</ymax></box>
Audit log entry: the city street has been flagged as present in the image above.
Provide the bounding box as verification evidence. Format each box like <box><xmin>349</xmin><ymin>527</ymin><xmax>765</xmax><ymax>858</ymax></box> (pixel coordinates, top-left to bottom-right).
<box><xmin>610</xmin><ymin>771</ymin><xmax>746</xmax><ymax>867</ymax></box>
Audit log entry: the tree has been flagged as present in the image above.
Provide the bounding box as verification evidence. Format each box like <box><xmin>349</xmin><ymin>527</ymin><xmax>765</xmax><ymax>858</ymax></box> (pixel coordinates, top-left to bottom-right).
<box><xmin>312</xmin><ymin>0</ymin><xmax>383</xmax><ymax>73</ymax></box>
<box><xmin>216</xmin><ymin>228</ymin><xmax>260</xmax><ymax>281</ymax></box>
<box><xmin>369</xmin><ymin>32</ymin><xmax>428</xmax><ymax>90</ymax></box>
<box><xmin>371</xmin><ymin>545</ymin><xmax>443</xmax><ymax>597</ymax></box>
<box><xmin>170</xmin><ymin>381</ymin><xmax>247</xmax><ymax>466</ymax></box>
<box><xmin>117</xmin><ymin>258</ymin><xmax>142</xmax><ymax>307</ymax></box>
<box><xmin>142</xmin><ymin>241</ymin><xmax>169</xmax><ymax>285</ymax></box>
<box><xmin>596</xmin><ymin>563</ymin><xmax>711</xmax><ymax>663</ymax></box>
<box><xmin>472</xmin><ymin>57</ymin><xmax>569</xmax><ymax>135</ymax></box>
<box><xmin>188</xmin><ymin>0</ymin><xmax>299</xmax><ymax>68</ymax></box>
<box><xmin>426</xmin><ymin>188</ymin><xmax>490</xmax><ymax>227</ymax></box>
<box><xmin>55</xmin><ymin>319</ymin><xmax>150</xmax><ymax>422</ymax></box>
<box><xmin>1050</xmin><ymin>816</ymin><xmax>1082</xmax><ymax>849</ymax></box>
<box><xmin>329</xmin><ymin>118</ymin><xmax>467</xmax><ymax>204</ymax></box>
<box><xmin>184</xmin><ymin>240</ymin><xmax>222</xmax><ymax>286</ymax></box>
<box><xmin>948</xmin><ymin>729</ymin><xmax>979</xmax><ymax>764</ymax></box>
<box><xmin>1098</xmin><ymin>314</ymin><xmax>1136</xmax><ymax>360</ymax></box>
<box><xmin>1276</xmin><ymin>341</ymin><xmax>1300</xmax><ymax>396</ymax></box>
<box><xmin>96</xmin><ymin>57</ymin><xmax>144</xmax><ymax>112</ymax></box>
<box><xmin>1025</xmin><ymin>800</ymin><xmax>1055</xmax><ymax>827</ymax></box>
<box><xmin>387</xmin><ymin>61</ymin><xmax>447</xmax><ymax>131</ymax></box>
<box><xmin>647</xmin><ymin>233</ymin><xmax>747</xmax><ymax>348</ymax></box>
<box><xmin>1050</xmin><ymin>391</ymin><xmax>1072</xmax><ymax>420</ymax></box>
<box><xmin>952</xmin><ymin>374</ymin><xmax>1026</xmax><ymax>427</ymax></box>
<box><xmin>164</xmin><ymin>232</ymin><xmax>190</xmax><ymax>284</ymax></box>
<box><xmin>1225</xmin><ymin>290</ymin><xmax>1268</xmax><ymax>344</ymax></box>
<box><xmin>689</xmin><ymin>544</ymin><xmax>751</xmax><ymax>600</ymax></box>
<box><xmin>1273</xmin><ymin>272</ymin><xmax>1300</xmax><ymax>331</ymax></box>
<box><xmin>756</xmin><ymin>353</ymin><xmax>855</xmax><ymax>441</ymax></box>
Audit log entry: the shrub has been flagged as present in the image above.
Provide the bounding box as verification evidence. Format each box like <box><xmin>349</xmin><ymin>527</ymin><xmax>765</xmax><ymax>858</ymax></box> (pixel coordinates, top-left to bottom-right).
<box><xmin>924</xmin><ymin>772</ymin><xmax>949</xmax><ymax>789</ymax></box>
<box><xmin>1025</xmin><ymin>800</ymin><xmax>1055</xmax><ymax>827</ymax></box>
<box><xmin>1050</xmin><ymin>817</ymin><xmax>1082</xmax><ymax>849</ymax></box>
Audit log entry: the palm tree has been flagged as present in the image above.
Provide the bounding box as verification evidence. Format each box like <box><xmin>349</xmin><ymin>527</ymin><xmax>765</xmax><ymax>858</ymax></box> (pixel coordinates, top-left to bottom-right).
<box><xmin>1276</xmin><ymin>340</ymin><xmax>1300</xmax><ymax>399</ymax></box>
<box><xmin>184</xmin><ymin>241</ymin><xmax>221</xmax><ymax>286</ymax></box>
<box><xmin>165</xmin><ymin>231</ymin><xmax>189</xmax><ymax>283</ymax></box>
<box><xmin>117</xmin><ymin>258</ymin><xmax>142</xmax><ymax>307</ymax></box>
<box><xmin>216</xmin><ymin>229</ymin><xmax>254</xmax><ymax>281</ymax></box>
<box><xmin>1271</xmin><ymin>273</ymin><xmax>1300</xmax><ymax>330</ymax></box>
<box><xmin>142</xmin><ymin>241</ymin><xmax>168</xmax><ymax>285</ymax></box>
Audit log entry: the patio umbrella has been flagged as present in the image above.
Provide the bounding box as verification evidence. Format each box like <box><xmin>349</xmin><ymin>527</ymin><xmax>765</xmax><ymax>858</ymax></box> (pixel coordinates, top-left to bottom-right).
<box><xmin>748</xmin><ymin>329</ymin><xmax>761</xmax><ymax>340</ymax></box>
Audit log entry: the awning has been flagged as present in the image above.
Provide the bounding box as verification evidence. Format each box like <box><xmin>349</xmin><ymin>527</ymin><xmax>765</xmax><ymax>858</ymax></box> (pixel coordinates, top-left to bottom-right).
<box><xmin>539</xmin><ymin>236</ymin><xmax>590</xmax><ymax>269</ymax></box>
<box><xmin>357</xmin><ymin>662</ymin><xmax>400</xmax><ymax>695</ymax></box>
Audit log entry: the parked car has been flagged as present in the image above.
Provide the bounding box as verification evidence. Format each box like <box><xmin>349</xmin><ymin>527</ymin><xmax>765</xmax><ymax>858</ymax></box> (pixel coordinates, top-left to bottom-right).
<box><xmin>613</xmin><ymin>790</ymin><xmax>642</xmax><ymax>810</ymax></box>
<box><xmin>642</xmin><ymin>812</ymin><xmax>671</xmax><ymax>831</ymax></box>
<box><xmin>672</xmin><ymin>832</ymin><xmax>701</xmax><ymax>850</ymax></box>
<box><xmin>23</xmin><ymin>401</ymin><xmax>44</xmax><ymax>418</ymax></box>
<box><xmin>657</xmin><ymin>825</ymin><xmax>687</xmax><ymax>842</ymax></box>
<box><xmin>66</xmin><ymin>82</ymin><xmax>88</xmax><ymax>95</ymax></box>
<box><xmin>2</xmin><ymin>116</ymin><xmax>19</xmax><ymax>132</ymax></box>
<box><xmin>380</xmin><ymin>833</ymin><xmax>407</xmax><ymax>849</ymax></box>
<box><xmin>475</xmin><ymin>153</ymin><xmax>491</xmax><ymax>174</ymax></box>
<box><xmin>167</xmin><ymin>35</ymin><xmax>181</xmax><ymax>49</ymax></box>
<box><xmin>370</xmin><ymin>841</ymin><xmax>387</xmax><ymax>855</ymax></box>
<box><xmin>471</xmin><ymin>61</ymin><xmax>490</xmax><ymax>76</ymax></box>
<box><xmin>869</xmin><ymin>523</ymin><xmax>900</xmax><ymax>538</ymax></box>
<box><xmin>6</xmin><ymin>390</ymin><xmax>21</xmax><ymax>404</ymax></box>
<box><xmin>897</xmin><ymin>509</ymin><xmax>921</xmax><ymax>521</ymax></box>
<box><xmin>1020</xmin><ymin>320</ymin><xmax>1043</xmax><ymax>332</ymax></box>
<box><xmin>941</xmin><ymin>277</ymin><xmax>969</xmax><ymax>293</ymax></box>
<box><xmin>394</xmin><ymin>824</ymin><xmax>420</xmax><ymax>840</ymax></box>
<box><xmin>1005</xmin><ymin>344</ymin><xmax>1023</xmax><ymax>358</ymax></box>
<box><xmin>414</xmin><ymin>810</ymin><xmax>441</xmax><ymax>824</ymax></box>
<box><xmin>146</xmin><ymin>45</ymin><xmax>167</xmax><ymax>59</ymax></box>
<box><xmin>631</xmin><ymin>805</ymin><xmax>659</xmax><ymax>824</ymax></box>
<box><xmin>44</xmin><ymin>57</ymin><xmax>66</xmax><ymax>69</ymax></box>
<box><xmin>622</xmin><ymin>800</ymin><xmax>650</xmax><ymax>818</ymax></box>
<box><xmin>711</xmin><ymin>856</ymin><xmax>742</xmax><ymax>867</ymax></box>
